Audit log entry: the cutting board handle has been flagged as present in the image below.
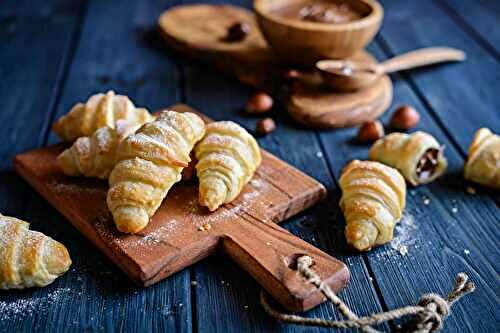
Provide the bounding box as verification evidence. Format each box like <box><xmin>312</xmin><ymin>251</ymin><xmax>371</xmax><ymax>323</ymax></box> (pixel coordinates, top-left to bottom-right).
<box><xmin>222</xmin><ymin>216</ymin><xmax>349</xmax><ymax>312</ymax></box>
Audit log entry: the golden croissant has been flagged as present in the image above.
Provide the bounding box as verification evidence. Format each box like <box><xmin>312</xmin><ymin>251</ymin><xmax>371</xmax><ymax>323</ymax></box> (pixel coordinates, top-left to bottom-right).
<box><xmin>195</xmin><ymin>121</ymin><xmax>261</xmax><ymax>211</ymax></box>
<box><xmin>57</xmin><ymin>120</ymin><xmax>141</xmax><ymax>179</ymax></box>
<box><xmin>369</xmin><ymin>131</ymin><xmax>447</xmax><ymax>186</ymax></box>
<box><xmin>464</xmin><ymin>128</ymin><xmax>500</xmax><ymax>189</ymax></box>
<box><xmin>339</xmin><ymin>160</ymin><xmax>406</xmax><ymax>251</ymax></box>
<box><xmin>0</xmin><ymin>214</ymin><xmax>72</xmax><ymax>289</ymax></box>
<box><xmin>107</xmin><ymin>110</ymin><xmax>205</xmax><ymax>233</ymax></box>
<box><xmin>53</xmin><ymin>90</ymin><xmax>154</xmax><ymax>142</ymax></box>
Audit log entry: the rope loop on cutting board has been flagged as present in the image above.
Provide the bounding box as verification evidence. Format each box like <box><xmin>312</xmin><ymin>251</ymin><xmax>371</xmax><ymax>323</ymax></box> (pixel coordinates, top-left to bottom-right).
<box><xmin>261</xmin><ymin>255</ymin><xmax>475</xmax><ymax>333</ymax></box>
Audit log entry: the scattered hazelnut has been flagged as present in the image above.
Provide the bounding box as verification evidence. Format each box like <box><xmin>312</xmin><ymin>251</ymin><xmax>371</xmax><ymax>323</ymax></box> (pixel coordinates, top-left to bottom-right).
<box><xmin>390</xmin><ymin>105</ymin><xmax>420</xmax><ymax>130</ymax></box>
<box><xmin>223</xmin><ymin>22</ymin><xmax>250</xmax><ymax>42</ymax></box>
<box><xmin>357</xmin><ymin>120</ymin><xmax>384</xmax><ymax>142</ymax></box>
<box><xmin>256</xmin><ymin>118</ymin><xmax>276</xmax><ymax>136</ymax></box>
<box><xmin>245</xmin><ymin>92</ymin><xmax>273</xmax><ymax>114</ymax></box>
<box><xmin>284</xmin><ymin>69</ymin><xmax>300</xmax><ymax>80</ymax></box>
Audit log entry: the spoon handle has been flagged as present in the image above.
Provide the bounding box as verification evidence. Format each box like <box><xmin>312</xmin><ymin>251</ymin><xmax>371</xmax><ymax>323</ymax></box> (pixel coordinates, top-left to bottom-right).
<box><xmin>379</xmin><ymin>47</ymin><xmax>466</xmax><ymax>74</ymax></box>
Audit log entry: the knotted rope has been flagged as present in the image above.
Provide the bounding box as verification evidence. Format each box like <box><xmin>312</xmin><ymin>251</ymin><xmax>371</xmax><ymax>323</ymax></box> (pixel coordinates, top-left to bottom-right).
<box><xmin>261</xmin><ymin>256</ymin><xmax>475</xmax><ymax>333</ymax></box>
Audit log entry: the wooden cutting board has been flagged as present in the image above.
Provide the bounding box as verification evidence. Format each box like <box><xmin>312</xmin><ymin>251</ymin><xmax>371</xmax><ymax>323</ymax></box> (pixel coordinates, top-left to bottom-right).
<box><xmin>14</xmin><ymin>104</ymin><xmax>349</xmax><ymax>312</ymax></box>
<box><xmin>159</xmin><ymin>4</ymin><xmax>393</xmax><ymax>128</ymax></box>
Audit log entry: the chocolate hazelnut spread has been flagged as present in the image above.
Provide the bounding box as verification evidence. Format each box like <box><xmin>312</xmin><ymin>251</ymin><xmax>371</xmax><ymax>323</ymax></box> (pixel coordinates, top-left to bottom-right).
<box><xmin>223</xmin><ymin>22</ymin><xmax>250</xmax><ymax>42</ymax></box>
<box><xmin>275</xmin><ymin>1</ymin><xmax>365</xmax><ymax>24</ymax></box>
<box><xmin>416</xmin><ymin>148</ymin><xmax>440</xmax><ymax>181</ymax></box>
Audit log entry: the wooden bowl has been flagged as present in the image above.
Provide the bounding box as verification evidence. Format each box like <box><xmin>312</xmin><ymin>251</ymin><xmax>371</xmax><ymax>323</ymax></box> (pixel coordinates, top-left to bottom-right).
<box><xmin>254</xmin><ymin>0</ymin><xmax>383</xmax><ymax>66</ymax></box>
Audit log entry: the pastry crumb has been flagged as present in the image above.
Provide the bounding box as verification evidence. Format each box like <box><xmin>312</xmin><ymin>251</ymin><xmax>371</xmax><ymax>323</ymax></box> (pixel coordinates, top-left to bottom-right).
<box><xmin>466</xmin><ymin>186</ymin><xmax>476</xmax><ymax>195</ymax></box>
<box><xmin>399</xmin><ymin>245</ymin><xmax>408</xmax><ymax>256</ymax></box>
<box><xmin>464</xmin><ymin>249</ymin><xmax>470</xmax><ymax>255</ymax></box>
<box><xmin>198</xmin><ymin>223</ymin><xmax>212</xmax><ymax>231</ymax></box>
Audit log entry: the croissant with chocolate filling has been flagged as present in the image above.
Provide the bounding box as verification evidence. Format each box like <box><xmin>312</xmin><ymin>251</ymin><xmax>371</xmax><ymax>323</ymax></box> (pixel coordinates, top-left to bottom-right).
<box><xmin>369</xmin><ymin>131</ymin><xmax>447</xmax><ymax>186</ymax></box>
<box><xmin>107</xmin><ymin>111</ymin><xmax>205</xmax><ymax>233</ymax></box>
<box><xmin>195</xmin><ymin>121</ymin><xmax>261</xmax><ymax>211</ymax></box>
<box><xmin>53</xmin><ymin>90</ymin><xmax>154</xmax><ymax>142</ymax></box>
<box><xmin>339</xmin><ymin>160</ymin><xmax>406</xmax><ymax>251</ymax></box>
<box><xmin>464</xmin><ymin>128</ymin><xmax>500</xmax><ymax>189</ymax></box>
<box><xmin>0</xmin><ymin>214</ymin><xmax>72</xmax><ymax>289</ymax></box>
<box><xmin>57</xmin><ymin>120</ymin><xmax>141</xmax><ymax>179</ymax></box>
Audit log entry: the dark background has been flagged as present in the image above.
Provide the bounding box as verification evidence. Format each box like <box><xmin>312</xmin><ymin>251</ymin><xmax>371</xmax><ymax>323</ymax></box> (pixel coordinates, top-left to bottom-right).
<box><xmin>0</xmin><ymin>0</ymin><xmax>499</xmax><ymax>332</ymax></box>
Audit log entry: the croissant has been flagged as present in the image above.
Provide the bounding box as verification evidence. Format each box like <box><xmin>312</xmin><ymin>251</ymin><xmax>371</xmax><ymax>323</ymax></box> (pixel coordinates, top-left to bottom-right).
<box><xmin>464</xmin><ymin>128</ymin><xmax>500</xmax><ymax>189</ymax></box>
<box><xmin>194</xmin><ymin>121</ymin><xmax>262</xmax><ymax>211</ymax></box>
<box><xmin>57</xmin><ymin>120</ymin><xmax>141</xmax><ymax>179</ymax></box>
<box><xmin>107</xmin><ymin>110</ymin><xmax>205</xmax><ymax>233</ymax></box>
<box><xmin>339</xmin><ymin>160</ymin><xmax>406</xmax><ymax>251</ymax></box>
<box><xmin>53</xmin><ymin>90</ymin><xmax>154</xmax><ymax>142</ymax></box>
<box><xmin>0</xmin><ymin>214</ymin><xmax>71</xmax><ymax>289</ymax></box>
<box><xmin>369</xmin><ymin>131</ymin><xmax>447</xmax><ymax>186</ymax></box>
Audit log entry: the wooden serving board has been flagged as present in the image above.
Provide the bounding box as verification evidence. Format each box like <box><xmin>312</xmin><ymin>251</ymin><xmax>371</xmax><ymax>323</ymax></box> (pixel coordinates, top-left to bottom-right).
<box><xmin>14</xmin><ymin>104</ymin><xmax>349</xmax><ymax>312</ymax></box>
<box><xmin>159</xmin><ymin>4</ymin><xmax>393</xmax><ymax>128</ymax></box>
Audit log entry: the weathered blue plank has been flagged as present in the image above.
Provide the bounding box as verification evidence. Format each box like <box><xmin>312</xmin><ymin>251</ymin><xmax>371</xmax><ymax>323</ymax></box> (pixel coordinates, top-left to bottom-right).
<box><xmin>0</xmin><ymin>2</ymin><xmax>86</xmax><ymax>333</ymax></box>
<box><xmin>439</xmin><ymin>0</ymin><xmax>500</xmax><ymax>59</ymax></box>
<box><xmin>2</xmin><ymin>1</ymin><xmax>191</xmax><ymax>333</ymax></box>
<box><xmin>378</xmin><ymin>0</ymin><xmax>500</xmax><ymax>153</ymax></box>
<box><xmin>43</xmin><ymin>0</ymin><xmax>192</xmax><ymax>332</ymax></box>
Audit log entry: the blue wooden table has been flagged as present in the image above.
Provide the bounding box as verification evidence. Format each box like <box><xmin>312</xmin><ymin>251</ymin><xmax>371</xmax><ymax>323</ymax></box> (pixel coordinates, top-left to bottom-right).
<box><xmin>1</xmin><ymin>0</ymin><xmax>499</xmax><ymax>332</ymax></box>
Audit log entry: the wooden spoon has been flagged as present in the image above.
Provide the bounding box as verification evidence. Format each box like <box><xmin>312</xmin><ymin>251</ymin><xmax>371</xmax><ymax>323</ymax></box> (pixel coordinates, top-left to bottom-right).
<box><xmin>316</xmin><ymin>47</ymin><xmax>466</xmax><ymax>92</ymax></box>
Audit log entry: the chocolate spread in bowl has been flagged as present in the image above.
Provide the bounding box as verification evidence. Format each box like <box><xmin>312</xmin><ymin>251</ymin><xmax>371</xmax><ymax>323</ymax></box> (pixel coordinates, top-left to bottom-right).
<box><xmin>416</xmin><ymin>148</ymin><xmax>440</xmax><ymax>182</ymax></box>
<box><xmin>274</xmin><ymin>1</ymin><xmax>367</xmax><ymax>24</ymax></box>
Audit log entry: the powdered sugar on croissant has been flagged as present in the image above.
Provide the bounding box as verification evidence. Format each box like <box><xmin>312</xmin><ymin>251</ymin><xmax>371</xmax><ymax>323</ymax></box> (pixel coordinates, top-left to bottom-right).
<box><xmin>52</xmin><ymin>90</ymin><xmax>154</xmax><ymax>142</ymax></box>
<box><xmin>107</xmin><ymin>111</ymin><xmax>205</xmax><ymax>234</ymax></box>
<box><xmin>57</xmin><ymin>120</ymin><xmax>141</xmax><ymax>179</ymax></box>
<box><xmin>0</xmin><ymin>214</ymin><xmax>72</xmax><ymax>289</ymax></box>
<box><xmin>195</xmin><ymin>121</ymin><xmax>261</xmax><ymax>211</ymax></box>
<box><xmin>339</xmin><ymin>160</ymin><xmax>406</xmax><ymax>251</ymax></box>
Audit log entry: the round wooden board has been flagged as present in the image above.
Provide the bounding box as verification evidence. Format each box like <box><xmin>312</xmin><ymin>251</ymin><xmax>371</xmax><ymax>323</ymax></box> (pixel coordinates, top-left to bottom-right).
<box><xmin>288</xmin><ymin>52</ymin><xmax>393</xmax><ymax>128</ymax></box>
<box><xmin>159</xmin><ymin>4</ymin><xmax>393</xmax><ymax>129</ymax></box>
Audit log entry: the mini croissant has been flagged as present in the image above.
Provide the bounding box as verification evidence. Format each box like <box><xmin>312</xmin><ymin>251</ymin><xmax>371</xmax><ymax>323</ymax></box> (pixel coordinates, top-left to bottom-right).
<box><xmin>195</xmin><ymin>121</ymin><xmax>261</xmax><ymax>211</ymax></box>
<box><xmin>339</xmin><ymin>160</ymin><xmax>406</xmax><ymax>251</ymax></box>
<box><xmin>57</xmin><ymin>120</ymin><xmax>140</xmax><ymax>179</ymax></box>
<box><xmin>107</xmin><ymin>111</ymin><xmax>205</xmax><ymax>233</ymax></box>
<box><xmin>464</xmin><ymin>128</ymin><xmax>500</xmax><ymax>189</ymax></box>
<box><xmin>369</xmin><ymin>131</ymin><xmax>447</xmax><ymax>186</ymax></box>
<box><xmin>53</xmin><ymin>90</ymin><xmax>154</xmax><ymax>142</ymax></box>
<box><xmin>0</xmin><ymin>214</ymin><xmax>72</xmax><ymax>289</ymax></box>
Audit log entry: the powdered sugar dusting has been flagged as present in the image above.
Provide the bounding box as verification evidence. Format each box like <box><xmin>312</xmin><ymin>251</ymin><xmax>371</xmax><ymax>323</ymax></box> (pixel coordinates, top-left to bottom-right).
<box><xmin>390</xmin><ymin>213</ymin><xmax>418</xmax><ymax>252</ymax></box>
<box><xmin>49</xmin><ymin>181</ymin><xmax>106</xmax><ymax>197</ymax></box>
<box><xmin>133</xmin><ymin>221</ymin><xmax>179</xmax><ymax>247</ymax></box>
<box><xmin>0</xmin><ymin>287</ymin><xmax>72</xmax><ymax>321</ymax></box>
<box><xmin>372</xmin><ymin>213</ymin><xmax>419</xmax><ymax>261</ymax></box>
<box><xmin>187</xmin><ymin>178</ymin><xmax>267</xmax><ymax>228</ymax></box>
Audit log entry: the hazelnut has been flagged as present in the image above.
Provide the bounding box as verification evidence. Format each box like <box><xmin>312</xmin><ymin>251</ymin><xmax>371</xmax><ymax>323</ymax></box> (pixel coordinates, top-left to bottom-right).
<box><xmin>390</xmin><ymin>105</ymin><xmax>420</xmax><ymax>130</ymax></box>
<box><xmin>223</xmin><ymin>22</ymin><xmax>250</xmax><ymax>42</ymax></box>
<box><xmin>284</xmin><ymin>69</ymin><xmax>300</xmax><ymax>80</ymax></box>
<box><xmin>246</xmin><ymin>92</ymin><xmax>273</xmax><ymax>114</ymax></box>
<box><xmin>256</xmin><ymin>118</ymin><xmax>276</xmax><ymax>136</ymax></box>
<box><xmin>357</xmin><ymin>121</ymin><xmax>384</xmax><ymax>142</ymax></box>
